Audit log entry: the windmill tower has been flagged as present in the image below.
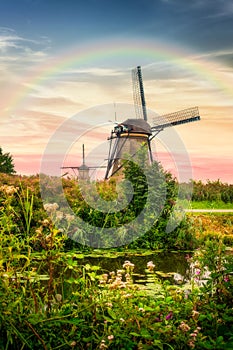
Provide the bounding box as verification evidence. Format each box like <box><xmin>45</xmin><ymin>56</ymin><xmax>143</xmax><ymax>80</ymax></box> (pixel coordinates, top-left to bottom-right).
<box><xmin>61</xmin><ymin>144</ymin><xmax>90</xmax><ymax>180</ymax></box>
<box><xmin>104</xmin><ymin>66</ymin><xmax>200</xmax><ymax>179</ymax></box>
<box><xmin>78</xmin><ymin>144</ymin><xmax>90</xmax><ymax>180</ymax></box>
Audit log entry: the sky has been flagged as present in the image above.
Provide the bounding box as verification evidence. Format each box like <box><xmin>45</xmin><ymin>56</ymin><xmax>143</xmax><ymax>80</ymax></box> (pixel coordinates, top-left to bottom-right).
<box><xmin>0</xmin><ymin>0</ymin><xmax>232</xmax><ymax>183</ymax></box>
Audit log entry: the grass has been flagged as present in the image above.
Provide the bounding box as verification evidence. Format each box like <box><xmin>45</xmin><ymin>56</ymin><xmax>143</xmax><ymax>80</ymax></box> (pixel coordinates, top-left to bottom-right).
<box><xmin>191</xmin><ymin>200</ymin><xmax>233</xmax><ymax>210</ymax></box>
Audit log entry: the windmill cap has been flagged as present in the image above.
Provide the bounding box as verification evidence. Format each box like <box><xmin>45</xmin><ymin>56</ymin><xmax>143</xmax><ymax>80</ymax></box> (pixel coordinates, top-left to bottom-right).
<box><xmin>122</xmin><ymin>118</ymin><xmax>152</xmax><ymax>135</ymax></box>
<box><xmin>79</xmin><ymin>164</ymin><xmax>89</xmax><ymax>170</ymax></box>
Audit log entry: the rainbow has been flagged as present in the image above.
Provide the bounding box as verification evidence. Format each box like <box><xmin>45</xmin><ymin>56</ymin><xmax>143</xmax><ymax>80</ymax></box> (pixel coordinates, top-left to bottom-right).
<box><xmin>4</xmin><ymin>37</ymin><xmax>233</xmax><ymax>113</ymax></box>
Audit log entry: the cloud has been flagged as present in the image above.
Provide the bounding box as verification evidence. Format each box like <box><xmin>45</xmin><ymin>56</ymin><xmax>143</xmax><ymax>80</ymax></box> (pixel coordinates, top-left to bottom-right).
<box><xmin>62</xmin><ymin>67</ymin><xmax>126</xmax><ymax>77</ymax></box>
<box><xmin>158</xmin><ymin>0</ymin><xmax>233</xmax><ymax>21</ymax></box>
<box><xmin>0</xmin><ymin>27</ymin><xmax>40</xmax><ymax>50</ymax></box>
<box><xmin>204</xmin><ymin>0</ymin><xmax>233</xmax><ymax>18</ymax></box>
<box><xmin>0</xmin><ymin>29</ymin><xmax>232</xmax><ymax>182</ymax></box>
<box><xmin>0</xmin><ymin>27</ymin><xmax>50</xmax><ymax>71</ymax></box>
<box><xmin>1</xmin><ymin>110</ymin><xmax>66</xmax><ymax>137</ymax></box>
<box><xmin>194</xmin><ymin>49</ymin><xmax>233</xmax><ymax>60</ymax></box>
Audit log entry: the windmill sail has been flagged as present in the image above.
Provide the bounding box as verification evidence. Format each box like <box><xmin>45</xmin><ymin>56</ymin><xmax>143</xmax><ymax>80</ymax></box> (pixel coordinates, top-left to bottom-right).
<box><xmin>132</xmin><ymin>66</ymin><xmax>148</xmax><ymax>121</ymax></box>
<box><xmin>152</xmin><ymin>106</ymin><xmax>200</xmax><ymax>131</ymax></box>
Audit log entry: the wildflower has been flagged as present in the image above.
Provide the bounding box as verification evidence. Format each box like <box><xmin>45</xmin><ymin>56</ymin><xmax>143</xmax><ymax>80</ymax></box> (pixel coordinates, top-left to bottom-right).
<box><xmin>184</xmin><ymin>289</ymin><xmax>191</xmax><ymax>299</ymax></box>
<box><xmin>6</xmin><ymin>185</ymin><xmax>18</xmax><ymax>195</ymax></box>
<box><xmin>44</xmin><ymin>202</ymin><xmax>59</xmax><ymax>213</ymax></box>
<box><xmin>109</xmin><ymin>276</ymin><xmax>123</xmax><ymax>289</ymax></box>
<box><xmin>147</xmin><ymin>261</ymin><xmax>155</xmax><ymax>272</ymax></box>
<box><xmin>165</xmin><ymin>311</ymin><xmax>173</xmax><ymax>320</ymax></box>
<box><xmin>117</xmin><ymin>269</ymin><xmax>124</xmax><ymax>276</ymax></box>
<box><xmin>106</xmin><ymin>302</ymin><xmax>113</xmax><ymax>308</ymax></box>
<box><xmin>0</xmin><ymin>185</ymin><xmax>17</xmax><ymax>195</ymax></box>
<box><xmin>139</xmin><ymin>307</ymin><xmax>145</xmax><ymax>312</ymax></box>
<box><xmin>100</xmin><ymin>340</ymin><xmax>108</xmax><ymax>349</ymax></box>
<box><xmin>190</xmin><ymin>333</ymin><xmax>197</xmax><ymax>338</ymax></box>
<box><xmin>55</xmin><ymin>211</ymin><xmax>63</xmax><ymax>220</ymax></box>
<box><xmin>179</xmin><ymin>321</ymin><xmax>191</xmax><ymax>332</ymax></box>
<box><xmin>195</xmin><ymin>269</ymin><xmax>201</xmax><ymax>275</ymax></box>
<box><xmin>123</xmin><ymin>293</ymin><xmax>132</xmax><ymax>299</ymax></box>
<box><xmin>108</xmin><ymin>335</ymin><xmax>114</xmax><ymax>340</ymax></box>
<box><xmin>65</xmin><ymin>213</ymin><xmax>75</xmax><ymax>222</ymax></box>
<box><xmin>115</xmin><ymin>276</ymin><xmax>122</xmax><ymax>283</ymax></box>
<box><xmin>224</xmin><ymin>275</ymin><xmax>230</xmax><ymax>282</ymax></box>
<box><xmin>192</xmin><ymin>310</ymin><xmax>200</xmax><ymax>319</ymax></box>
<box><xmin>119</xmin><ymin>282</ymin><xmax>127</xmax><ymax>288</ymax></box>
<box><xmin>188</xmin><ymin>340</ymin><xmax>195</xmax><ymax>348</ymax></box>
<box><xmin>173</xmin><ymin>273</ymin><xmax>184</xmax><ymax>284</ymax></box>
<box><xmin>123</xmin><ymin>260</ymin><xmax>134</xmax><ymax>271</ymax></box>
<box><xmin>99</xmin><ymin>280</ymin><xmax>106</xmax><ymax>285</ymax></box>
<box><xmin>42</xmin><ymin>219</ymin><xmax>50</xmax><ymax>226</ymax></box>
<box><xmin>125</xmin><ymin>273</ymin><xmax>132</xmax><ymax>283</ymax></box>
<box><xmin>120</xmin><ymin>318</ymin><xmax>125</xmax><ymax>322</ymax></box>
<box><xmin>102</xmin><ymin>273</ymin><xmax>108</xmax><ymax>281</ymax></box>
<box><xmin>191</xmin><ymin>327</ymin><xmax>201</xmax><ymax>337</ymax></box>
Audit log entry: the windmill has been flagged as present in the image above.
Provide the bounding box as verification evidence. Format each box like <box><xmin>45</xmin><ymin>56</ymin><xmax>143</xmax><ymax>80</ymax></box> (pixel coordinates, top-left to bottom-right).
<box><xmin>104</xmin><ymin>66</ymin><xmax>200</xmax><ymax>179</ymax></box>
<box><xmin>61</xmin><ymin>144</ymin><xmax>107</xmax><ymax>179</ymax></box>
<box><xmin>61</xmin><ymin>144</ymin><xmax>91</xmax><ymax>180</ymax></box>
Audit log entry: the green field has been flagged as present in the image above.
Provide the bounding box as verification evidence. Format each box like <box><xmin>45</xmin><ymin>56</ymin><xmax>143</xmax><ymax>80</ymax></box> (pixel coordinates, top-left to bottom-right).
<box><xmin>191</xmin><ymin>200</ymin><xmax>233</xmax><ymax>210</ymax></box>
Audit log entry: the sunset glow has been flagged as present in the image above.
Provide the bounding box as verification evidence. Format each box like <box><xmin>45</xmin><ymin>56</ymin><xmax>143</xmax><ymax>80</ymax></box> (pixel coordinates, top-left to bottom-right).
<box><xmin>0</xmin><ymin>1</ymin><xmax>232</xmax><ymax>183</ymax></box>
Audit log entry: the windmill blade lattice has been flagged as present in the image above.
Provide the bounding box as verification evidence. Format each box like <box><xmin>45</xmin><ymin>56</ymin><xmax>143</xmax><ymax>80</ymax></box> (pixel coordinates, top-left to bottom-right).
<box><xmin>132</xmin><ymin>66</ymin><xmax>148</xmax><ymax>121</ymax></box>
<box><xmin>152</xmin><ymin>106</ymin><xmax>200</xmax><ymax>131</ymax></box>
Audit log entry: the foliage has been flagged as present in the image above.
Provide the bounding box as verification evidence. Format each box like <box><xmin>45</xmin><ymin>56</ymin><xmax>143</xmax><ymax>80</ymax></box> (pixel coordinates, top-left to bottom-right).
<box><xmin>0</xmin><ymin>147</ymin><xmax>16</xmax><ymax>174</ymax></box>
<box><xmin>187</xmin><ymin>213</ymin><xmax>233</xmax><ymax>245</ymax></box>
<box><xmin>39</xmin><ymin>146</ymin><xmax>194</xmax><ymax>249</ymax></box>
<box><xmin>187</xmin><ymin>239</ymin><xmax>233</xmax><ymax>349</ymax></box>
<box><xmin>0</xmin><ymin>176</ymin><xmax>233</xmax><ymax>349</ymax></box>
<box><xmin>180</xmin><ymin>179</ymin><xmax>233</xmax><ymax>204</ymax></box>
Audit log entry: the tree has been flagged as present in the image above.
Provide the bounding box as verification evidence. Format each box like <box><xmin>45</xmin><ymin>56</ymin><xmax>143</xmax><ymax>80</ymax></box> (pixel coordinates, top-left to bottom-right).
<box><xmin>0</xmin><ymin>147</ymin><xmax>16</xmax><ymax>174</ymax></box>
<box><xmin>122</xmin><ymin>152</ymin><xmax>179</xmax><ymax>249</ymax></box>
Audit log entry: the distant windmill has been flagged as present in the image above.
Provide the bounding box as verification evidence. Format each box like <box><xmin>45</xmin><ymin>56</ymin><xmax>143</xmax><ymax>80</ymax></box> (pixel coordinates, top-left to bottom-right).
<box><xmin>61</xmin><ymin>144</ymin><xmax>90</xmax><ymax>180</ymax></box>
<box><xmin>104</xmin><ymin>66</ymin><xmax>200</xmax><ymax>179</ymax></box>
<box><xmin>61</xmin><ymin>144</ymin><xmax>106</xmax><ymax>180</ymax></box>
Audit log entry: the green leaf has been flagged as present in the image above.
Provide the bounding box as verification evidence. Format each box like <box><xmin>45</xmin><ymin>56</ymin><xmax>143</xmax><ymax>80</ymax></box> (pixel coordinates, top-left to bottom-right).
<box><xmin>107</xmin><ymin>309</ymin><xmax>117</xmax><ymax>320</ymax></box>
<box><xmin>140</xmin><ymin>329</ymin><xmax>151</xmax><ymax>338</ymax></box>
<box><xmin>130</xmin><ymin>332</ymin><xmax>140</xmax><ymax>337</ymax></box>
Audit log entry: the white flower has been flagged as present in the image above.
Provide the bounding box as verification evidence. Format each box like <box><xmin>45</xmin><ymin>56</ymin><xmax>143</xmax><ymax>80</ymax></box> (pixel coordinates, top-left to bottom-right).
<box><xmin>123</xmin><ymin>260</ymin><xmax>134</xmax><ymax>272</ymax></box>
<box><xmin>44</xmin><ymin>202</ymin><xmax>59</xmax><ymax>213</ymax></box>
<box><xmin>147</xmin><ymin>261</ymin><xmax>155</xmax><ymax>271</ymax></box>
<box><xmin>56</xmin><ymin>211</ymin><xmax>63</xmax><ymax>220</ymax></box>
<box><xmin>65</xmin><ymin>213</ymin><xmax>75</xmax><ymax>222</ymax></box>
